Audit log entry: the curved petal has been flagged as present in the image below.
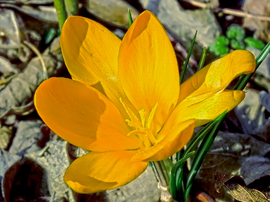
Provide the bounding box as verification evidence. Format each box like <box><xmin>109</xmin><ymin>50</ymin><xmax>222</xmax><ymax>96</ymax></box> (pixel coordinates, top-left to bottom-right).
<box><xmin>178</xmin><ymin>50</ymin><xmax>255</xmax><ymax>102</ymax></box>
<box><xmin>34</xmin><ymin>78</ymin><xmax>142</xmax><ymax>151</ymax></box>
<box><xmin>60</xmin><ymin>16</ymin><xmax>128</xmax><ymax>117</ymax></box>
<box><xmin>64</xmin><ymin>151</ymin><xmax>148</xmax><ymax>193</ymax></box>
<box><xmin>132</xmin><ymin>120</ymin><xmax>195</xmax><ymax>162</ymax></box>
<box><xmin>169</xmin><ymin>90</ymin><xmax>245</xmax><ymax>128</ymax></box>
<box><xmin>118</xmin><ymin>11</ymin><xmax>180</xmax><ymax>134</ymax></box>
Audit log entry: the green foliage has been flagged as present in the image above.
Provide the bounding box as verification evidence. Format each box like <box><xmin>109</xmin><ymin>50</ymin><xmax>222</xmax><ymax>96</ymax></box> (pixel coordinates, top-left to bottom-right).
<box><xmin>209</xmin><ymin>24</ymin><xmax>265</xmax><ymax>56</ymax></box>
<box><xmin>43</xmin><ymin>28</ymin><xmax>58</xmax><ymax>44</ymax></box>
<box><xmin>128</xmin><ymin>8</ymin><xmax>133</xmax><ymax>26</ymax></box>
<box><xmin>180</xmin><ymin>31</ymin><xmax>197</xmax><ymax>83</ymax></box>
<box><xmin>209</xmin><ymin>36</ymin><xmax>229</xmax><ymax>56</ymax></box>
<box><xmin>170</xmin><ymin>152</ymin><xmax>195</xmax><ymax>200</ymax></box>
<box><xmin>226</xmin><ymin>24</ymin><xmax>245</xmax><ymax>41</ymax></box>
<box><xmin>245</xmin><ymin>37</ymin><xmax>265</xmax><ymax>50</ymax></box>
<box><xmin>216</xmin><ymin>35</ymin><xmax>230</xmax><ymax>45</ymax></box>
<box><xmin>230</xmin><ymin>39</ymin><xmax>245</xmax><ymax>50</ymax></box>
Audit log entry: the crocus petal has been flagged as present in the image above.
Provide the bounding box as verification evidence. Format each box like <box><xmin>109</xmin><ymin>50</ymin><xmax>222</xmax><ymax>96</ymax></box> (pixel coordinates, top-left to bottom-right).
<box><xmin>64</xmin><ymin>151</ymin><xmax>148</xmax><ymax>193</ymax></box>
<box><xmin>60</xmin><ymin>16</ymin><xmax>128</xmax><ymax>117</ymax></box>
<box><xmin>118</xmin><ymin>11</ymin><xmax>179</xmax><ymax>134</ymax></box>
<box><xmin>132</xmin><ymin>120</ymin><xmax>195</xmax><ymax>162</ymax></box>
<box><xmin>168</xmin><ymin>90</ymin><xmax>245</xmax><ymax>128</ymax></box>
<box><xmin>34</xmin><ymin>78</ymin><xmax>142</xmax><ymax>151</ymax></box>
<box><xmin>179</xmin><ymin>50</ymin><xmax>255</xmax><ymax>102</ymax></box>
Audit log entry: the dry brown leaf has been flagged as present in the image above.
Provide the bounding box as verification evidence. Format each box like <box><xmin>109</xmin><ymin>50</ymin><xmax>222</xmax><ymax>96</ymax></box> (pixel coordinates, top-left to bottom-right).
<box><xmin>225</xmin><ymin>182</ymin><xmax>270</xmax><ymax>202</ymax></box>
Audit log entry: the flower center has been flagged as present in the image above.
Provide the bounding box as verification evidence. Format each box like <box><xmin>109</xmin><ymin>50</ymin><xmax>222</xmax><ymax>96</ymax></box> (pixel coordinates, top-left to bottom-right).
<box><xmin>119</xmin><ymin>98</ymin><xmax>158</xmax><ymax>149</ymax></box>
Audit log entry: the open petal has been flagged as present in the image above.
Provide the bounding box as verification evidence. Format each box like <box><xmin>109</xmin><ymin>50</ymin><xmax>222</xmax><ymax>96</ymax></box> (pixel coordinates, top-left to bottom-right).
<box><xmin>34</xmin><ymin>78</ymin><xmax>142</xmax><ymax>151</ymax></box>
<box><xmin>64</xmin><ymin>151</ymin><xmax>148</xmax><ymax>193</ymax></box>
<box><xmin>132</xmin><ymin>120</ymin><xmax>195</xmax><ymax>162</ymax></box>
<box><xmin>60</xmin><ymin>16</ymin><xmax>128</xmax><ymax>116</ymax></box>
<box><xmin>178</xmin><ymin>50</ymin><xmax>255</xmax><ymax>102</ymax></box>
<box><xmin>169</xmin><ymin>90</ymin><xmax>245</xmax><ymax>128</ymax></box>
<box><xmin>118</xmin><ymin>11</ymin><xmax>180</xmax><ymax>134</ymax></box>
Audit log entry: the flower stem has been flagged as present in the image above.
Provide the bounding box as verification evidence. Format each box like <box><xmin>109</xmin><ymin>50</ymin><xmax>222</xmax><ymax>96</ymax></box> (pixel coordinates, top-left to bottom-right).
<box><xmin>54</xmin><ymin>0</ymin><xmax>68</xmax><ymax>30</ymax></box>
<box><xmin>54</xmin><ymin>0</ymin><xmax>78</xmax><ymax>31</ymax></box>
<box><xmin>151</xmin><ymin>160</ymin><xmax>176</xmax><ymax>202</ymax></box>
<box><xmin>64</xmin><ymin>0</ymin><xmax>78</xmax><ymax>16</ymax></box>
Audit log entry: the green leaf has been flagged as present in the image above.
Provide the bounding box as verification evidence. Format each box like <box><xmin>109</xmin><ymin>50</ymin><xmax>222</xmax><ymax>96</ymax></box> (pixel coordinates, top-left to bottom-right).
<box><xmin>128</xmin><ymin>8</ymin><xmax>133</xmax><ymax>27</ymax></box>
<box><xmin>180</xmin><ymin>30</ymin><xmax>197</xmax><ymax>83</ymax></box>
<box><xmin>209</xmin><ymin>41</ymin><xmax>229</xmax><ymax>56</ymax></box>
<box><xmin>230</xmin><ymin>39</ymin><xmax>245</xmax><ymax>50</ymax></box>
<box><xmin>170</xmin><ymin>152</ymin><xmax>195</xmax><ymax>201</ymax></box>
<box><xmin>197</xmin><ymin>48</ymin><xmax>207</xmax><ymax>72</ymax></box>
<box><xmin>216</xmin><ymin>36</ymin><xmax>229</xmax><ymax>45</ymax></box>
<box><xmin>44</xmin><ymin>28</ymin><xmax>57</xmax><ymax>44</ymax></box>
<box><xmin>244</xmin><ymin>37</ymin><xmax>265</xmax><ymax>50</ymax></box>
<box><xmin>184</xmin><ymin>111</ymin><xmax>228</xmax><ymax>201</ymax></box>
<box><xmin>226</xmin><ymin>24</ymin><xmax>245</xmax><ymax>41</ymax></box>
<box><xmin>208</xmin><ymin>36</ymin><xmax>229</xmax><ymax>56</ymax></box>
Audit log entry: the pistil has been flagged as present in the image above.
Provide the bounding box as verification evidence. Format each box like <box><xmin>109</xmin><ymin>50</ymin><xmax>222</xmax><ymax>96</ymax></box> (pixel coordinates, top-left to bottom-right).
<box><xmin>119</xmin><ymin>98</ymin><xmax>159</xmax><ymax>148</ymax></box>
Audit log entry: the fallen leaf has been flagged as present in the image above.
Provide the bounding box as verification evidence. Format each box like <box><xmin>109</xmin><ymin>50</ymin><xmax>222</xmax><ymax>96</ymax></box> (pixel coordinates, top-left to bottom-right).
<box><xmin>225</xmin><ymin>181</ymin><xmax>270</xmax><ymax>202</ymax></box>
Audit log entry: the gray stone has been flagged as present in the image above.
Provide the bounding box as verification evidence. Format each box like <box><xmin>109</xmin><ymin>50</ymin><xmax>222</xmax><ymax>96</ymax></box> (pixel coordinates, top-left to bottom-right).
<box><xmin>0</xmin><ymin>9</ymin><xmax>20</xmax><ymax>49</ymax></box>
<box><xmin>0</xmin><ymin>56</ymin><xmax>18</xmax><ymax>76</ymax></box>
<box><xmin>235</xmin><ymin>89</ymin><xmax>264</xmax><ymax>135</ymax></box>
<box><xmin>9</xmin><ymin>120</ymin><xmax>43</xmax><ymax>155</ymax></box>
<box><xmin>20</xmin><ymin>6</ymin><xmax>58</xmax><ymax>23</ymax></box>
<box><xmin>260</xmin><ymin>91</ymin><xmax>270</xmax><ymax>112</ymax></box>
<box><xmin>241</xmin><ymin>156</ymin><xmax>270</xmax><ymax>185</ymax></box>
<box><xmin>140</xmin><ymin>0</ymin><xmax>220</xmax><ymax>48</ymax></box>
<box><xmin>106</xmin><ymin>166</ymin><xmax>160</xmax><ymax>202</ymax></box>
<box><xmin>86</xmin><ymin>0</ymin><xmax>139</xmax><ymax>28</ymax></box>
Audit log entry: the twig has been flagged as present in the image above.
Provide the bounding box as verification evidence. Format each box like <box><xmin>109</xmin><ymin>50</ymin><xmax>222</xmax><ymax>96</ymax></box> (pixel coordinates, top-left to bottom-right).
<box><xmin>180</xmin><ymin>0</ymin><xmax>270</xmax><ymax>22</ymax></box>
<box><xmin>23</xmin><ymin>41</ymin><xmax>48</xmax><ymax>80</ymax></box>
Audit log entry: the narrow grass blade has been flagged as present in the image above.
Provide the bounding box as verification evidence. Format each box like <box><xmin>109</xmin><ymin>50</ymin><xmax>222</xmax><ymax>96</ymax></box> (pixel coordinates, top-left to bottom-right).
<box><xmin>197</xmin><ymin>47</ymin><xmax>207</xmax><ymax>72</ymax></box>
<box><xmin>180</xmin><ymin>31</ymin><xmax>198</xmax><ymax>83</ymax></box>
<box><xmin>170</xmin><ymin>152</ymin><xmax>195</xmax><ymax>200</ymax></box>
<box><xmin>184</xmin><ymin>112</ymin><xmax>226</xmax><ymax>158</ymax></box>
<box><xmin>184</xmin><ymin>113</ymin><xmax>227</xmax><ymax>201</ymax></box>
<box><xmin>128</xmin><ymin>8</ymin><xmax>133</xmax><ymax>27</ymax></box>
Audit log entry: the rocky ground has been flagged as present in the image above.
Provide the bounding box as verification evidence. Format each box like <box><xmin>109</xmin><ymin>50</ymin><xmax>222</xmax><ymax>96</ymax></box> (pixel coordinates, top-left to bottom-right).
<box><xmin>1</xmin><ymin>0</ymin><xmax>270</xmax><ymax>201</ymax></box>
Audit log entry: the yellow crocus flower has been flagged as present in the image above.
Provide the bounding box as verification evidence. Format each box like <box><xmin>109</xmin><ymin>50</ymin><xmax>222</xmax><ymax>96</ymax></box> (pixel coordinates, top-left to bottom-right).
<box><xmin>34</xmin><ymin>11</ymin><xmax>255</xmax><ymax>193</ymax></box>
